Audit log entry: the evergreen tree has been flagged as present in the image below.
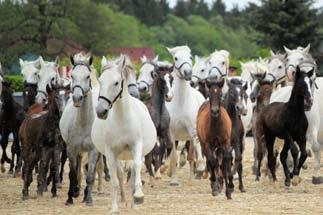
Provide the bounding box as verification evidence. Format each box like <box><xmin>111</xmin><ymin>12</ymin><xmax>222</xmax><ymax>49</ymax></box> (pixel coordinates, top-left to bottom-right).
<box><xmin>211</xmin><ymin>0</ymin><xmax>226</xmax><ymax>16</ymax></box>
<box><xmin>250</xmin><ymin>0</ymin><xmax>322</xmax><ymax>51</ymax></box>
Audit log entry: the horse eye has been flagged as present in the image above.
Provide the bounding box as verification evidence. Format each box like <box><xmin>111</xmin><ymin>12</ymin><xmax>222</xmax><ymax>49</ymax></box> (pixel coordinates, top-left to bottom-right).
<box><xmin>300</xmin><ymin>58</ymin><xmax>304</xmax><ymax>61</ymax></box>
<box><xmin>278</xmin><ymin>66</ymin><xmax>282</xmax><ymax>69</ymax></box>
<box><xmin>201</xmin><ymin>69</ymin><xmax>205</xmax><ymax>73</ymax></box>
<box><xmin>87</xmin><ymin>76</ymin><xmax>90</xmax><ymax>79</ymax></box>
<box><xmin>190</xmin><ymin>56</ymin><xmax>193</xmax><ymax>60</ymax></box>
<box><xmin>222</xmin><ymin>61</ymin><xmax>225</xmax><ymax>65</ymax></box>
<box><xmin>114</xmin><ymin>81</ymin><xmax>119</xmax><ymax>86</ymax></box>
<box><xmin>174</xmin><ymin>57</ymin><xmax>178</xmax><ymax>61</ymax></box>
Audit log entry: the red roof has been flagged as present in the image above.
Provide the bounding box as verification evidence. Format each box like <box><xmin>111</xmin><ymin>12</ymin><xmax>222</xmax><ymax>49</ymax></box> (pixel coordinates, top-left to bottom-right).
<box><xmin>110</xmin><ymin>47</ymin><xmax>154</xmax><ymax>63</ymax></box>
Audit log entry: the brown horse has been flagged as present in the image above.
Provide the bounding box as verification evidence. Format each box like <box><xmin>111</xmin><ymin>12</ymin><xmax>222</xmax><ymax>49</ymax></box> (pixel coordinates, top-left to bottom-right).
<box><xmin>20</xmin><ymin>83</ymin><xmax>70</xmax><ymax>200</ymax></box>
<box><xmin>197</xmin><ymin>79</ymin><xmax>234</xmax><ymax>199</ymax></box>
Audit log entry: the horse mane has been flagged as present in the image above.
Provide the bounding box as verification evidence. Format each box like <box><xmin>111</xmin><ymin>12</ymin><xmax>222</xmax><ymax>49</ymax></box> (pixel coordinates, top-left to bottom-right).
<box><xmin>270</xmin><ymin>53</ymin><xmax>286</xmax><ymax>64</ymax></box>
<box><xmin>168</xmin><ymin>46</ymin><xmax>191</xmax><ymax>54</ymax></box>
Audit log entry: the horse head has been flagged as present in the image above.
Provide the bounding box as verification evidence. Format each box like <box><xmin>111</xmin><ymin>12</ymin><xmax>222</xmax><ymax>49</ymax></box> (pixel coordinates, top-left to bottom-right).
<box><xmin>70</xmin><ymin>52</ymin><xmax>93</xmax><ymax>107</ymax></box>
<box><xmin>206</xmin><ymin>50</ymin><xmax>230</xmax><ymax>81</ymax></box>
<box><xmin>96</xmin><ymin>55</ymin><xmax>129</xmax><ymax>119</ymax></box>
<box><xmin>167</xmin><ymin>46</ymin><xmax>192</xmax><ymax>81</ymax></box>
<box><xmin>35</xmin><ymin>56</ymin><xmax>59</xmax><ymax>105</ymax></box>
<box><xmin>206</xmin><ymin>79</ymin><xmax>225</xmax><ymax>118</ymax></box>
<box><xmin>227</xmin><ymin>78</ymin><xmax>248</xmax><ymax>116</ymax></box>
<box><xmin>191</xmin><ymin>55</ymin><xmax>207</xmax><ymax>87</ymax></box>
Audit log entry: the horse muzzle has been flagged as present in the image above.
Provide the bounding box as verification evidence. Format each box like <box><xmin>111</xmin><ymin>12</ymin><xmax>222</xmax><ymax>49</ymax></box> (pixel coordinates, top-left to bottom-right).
<box><xmin>304</xmin><ymin>97</ymin><xmax>313</xmax><ymax>111</ymax></box>
<box><xmin>137</xmin><ymin>82</ymin><xmax>149</xmax><ymax>93</ymax></box>
<box><xmin>96</xmin><ymin>102</ymin><xmax>109</xmax><ymax>120</ymax></box>
<box><xmin>211</xmin><ymin>109</ymin><xmax>219</xmax><ymax>118</ymax></box>
<box><xmin>165</xmin><ymin>92</ymin><xmax>174</xmax><ymax>102</ymax></box>
<box><xmin>287</xmin><ymin>68</ymin><xmax>295</xmax><ymax>81</ymax></box>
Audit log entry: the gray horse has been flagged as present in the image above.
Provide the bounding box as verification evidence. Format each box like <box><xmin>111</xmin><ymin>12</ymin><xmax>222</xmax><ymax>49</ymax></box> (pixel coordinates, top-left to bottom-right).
<box><xmin>59</xmin><ymin>53</ymin><xmax>99</xmax><ymax>206</ymax></box>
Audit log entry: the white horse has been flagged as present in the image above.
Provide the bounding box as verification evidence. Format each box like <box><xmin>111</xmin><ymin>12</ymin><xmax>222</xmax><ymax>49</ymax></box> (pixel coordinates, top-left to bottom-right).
<box><xmin>191</xmin><ymin>55</ymin><xmax>208</xmax><ymax>86</ymax></box>
<box><xmin>59</xmin><ymin>53</ymin><xmax>99</xmax><ymax>205</ymax></box>
<box><xmin>19</xmin><ymin>58</ymin><xmax>40</xmax><ymax>84</ymax></box>
<box><xmin>91</xmin><ymin>55</ymin><xmax>156</xmax><ymax>214</ymax></box>
<box><xmin>165</xmin><ymin>46</ymin><xmax>205</xmax><ymax>182</ymax></box>
<box><xmin>270</xmin><ymin>46</ymin><xmax>323</xmax><ymax>184</ymax></box>
<box><xmin>35</xmin><ymin>56</ymin><xmax>60</xmax><ymax>105</ymax></box>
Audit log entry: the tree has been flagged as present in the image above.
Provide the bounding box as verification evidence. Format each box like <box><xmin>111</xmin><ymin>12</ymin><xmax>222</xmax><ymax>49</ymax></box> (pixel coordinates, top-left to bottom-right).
<box><xmin>211</xmin><ymin>0</ymin><xmax>226</xmax><ymax>17</ymax></box>
<box><xmin>250</xmin><ymin>0</ymin><xmax>322</xmax><ymax>52</ymax></box>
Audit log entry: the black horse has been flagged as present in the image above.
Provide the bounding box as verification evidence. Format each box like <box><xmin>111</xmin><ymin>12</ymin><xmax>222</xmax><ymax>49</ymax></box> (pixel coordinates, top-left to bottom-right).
<box><xmin>0</xmin><ymin>80</ymin><xmax>25</xmax><ymax>175</ymax></box>
<box><xmin>255</xmin><ymin>66</ymin><xmax>313</xmax><ymax>187</ymax></box>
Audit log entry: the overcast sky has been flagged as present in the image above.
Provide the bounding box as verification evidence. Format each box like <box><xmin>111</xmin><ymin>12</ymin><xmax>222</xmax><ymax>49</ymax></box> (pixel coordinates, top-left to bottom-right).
<box><xmin>168</xmin><ymin>0</ymin><xmax>323</xmax><ymax>10</ymax></box>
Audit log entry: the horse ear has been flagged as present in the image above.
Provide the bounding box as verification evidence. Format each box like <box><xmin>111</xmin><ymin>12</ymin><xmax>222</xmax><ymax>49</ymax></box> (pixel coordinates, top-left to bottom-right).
<box><xmin>307</xmin><ymin>68</ymin><xmax>314</xmax><ymax>79</ymax></box>
<box><xmin>270</xmin><ymin>50</ymin><xmax>276</xmax><ymax>57</ymax></box>
<box><xmin>194</xmin><ymin>55</ymin><xmax>199</xmax><ymax>63</ymax></box>
<box><xmin>141</xmin><ymin>55</ymin><xmax>147</xmax><ymax>63</ymax></box>
<box><xmin>19</xmin><ymin>59</ymin><xmax>24</xmax><ymax>69</ymax></box>
<box><xmin>219</xmin><ymin>78</ymin><xmax>225</xmax><ymax>88</ymax></box>
<box><xmin>243</xmin><ymin>81</ymin><xmax>248</xmax><ymax>91</ymax></box>
<box><xmin>88</xmin><ymin>56</ymin><xmax>93</xmax><ymax>66</ymax></box>
<box><xmin>54</xmin><ymin>56</ymin><xmax>60</xmax><ymax>66</ymax></box>
<box><xmin>166</xmin><ymin>47</ymin><xmax>174</xmax><ymax>55</ymax></box>
<box><xmin>39</xmin><ymin>56</ymin><xmax>45</xmax><ymax>68</ymax></box>
<box><xmin>70</xmin><ymin>55</ymin><xmax>75</xmax><ymax>66</ymax></box>
<box><xmin>303</xmin><ymin>44</ymin><xmax>310</xmax><ymax>54</ymax></box>
<box><xmin>153</xmin><ymin>55</ymin><xmax>159</xmax><ymax>62</ymax></box>
<box><xmin>262</xmin><ymin>72</ymin><xmax>267</xmax><ymax>80</ymax></box>
<box><xmin>101</xmin><ymin>56</ymin><xmax>108</xmax><ymax>67</ymax></box>
<box><xmin>284</xmin><ymin>46</ymin><xmax>292</xmax><ymax>55</ymax></box>
<box><xmin>295</xmin><ymin>66</ymin><xmax>302</xmax><ymax>81</ymax></box>
<box><xmin>219</xmin><ymin>50</ymin><xmax>230</xmax><ymax>58</ymax></box>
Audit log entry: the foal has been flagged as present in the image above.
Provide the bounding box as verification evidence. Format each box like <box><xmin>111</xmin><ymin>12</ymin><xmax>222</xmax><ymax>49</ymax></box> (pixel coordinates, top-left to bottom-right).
<box><xmin>20</xmin><ymin>83</ymin><xmax>70</xmax><ymax>200</ymax></box>
<box><xmin>223</xmin><ymin>78</ymin><xmax>248</xmax><ymax>192</ymax></box>
<box><xmin>0</xmin><ymin>81</ymin><xmax>25</xmax><ymax>175</ymax></box>
<box><xmin>144</xmin><ymin>65</ymin><xmax>174</xmax><ymax>181</ymax></box>
<box><xmin>197</xmin><ymin>79</ymin><xmax>234</xmax><ymax>199</ymax></box>
<box><xmin>256</xmin><ymin>67</ymin><xmax>313</xmax><ymax>187</ymax></box>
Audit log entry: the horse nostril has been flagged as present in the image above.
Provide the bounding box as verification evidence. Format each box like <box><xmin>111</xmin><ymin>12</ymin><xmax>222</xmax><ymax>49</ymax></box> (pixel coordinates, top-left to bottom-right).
<box><xmin>143</xmin><ymin>86</ymin><xmax>147</xmax><ymax>92</ymax></box>
<box><xmin>190</xmin><ymin>81</ymin><xmax>195</xmax><ymax>87</ymax></box>
<box><xmin>102</xmin><ymin>109</ymin><xmax>108</xmax><ymax>116</ymax></box>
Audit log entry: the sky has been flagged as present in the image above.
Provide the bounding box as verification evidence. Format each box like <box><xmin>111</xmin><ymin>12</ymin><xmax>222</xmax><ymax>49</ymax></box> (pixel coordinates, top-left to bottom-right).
<box><xmin>168</xmin><ymin>0</ymin><xmax>323</xmax><ymax>11</ymax></box>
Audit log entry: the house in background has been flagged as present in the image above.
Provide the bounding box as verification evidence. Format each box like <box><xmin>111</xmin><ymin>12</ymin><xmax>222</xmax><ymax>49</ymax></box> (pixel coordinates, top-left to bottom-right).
<box><xmin>110</xmin><ymin>47</ymin><xmax>154</xmax><ymax>63</ymax></box>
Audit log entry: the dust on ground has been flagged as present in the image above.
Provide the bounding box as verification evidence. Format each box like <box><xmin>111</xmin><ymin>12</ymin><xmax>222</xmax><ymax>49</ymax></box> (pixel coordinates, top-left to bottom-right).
<box><xmin>1</xmin><ymin>137</ymin><xmax>323</xmax><ymax>215</ymax></box>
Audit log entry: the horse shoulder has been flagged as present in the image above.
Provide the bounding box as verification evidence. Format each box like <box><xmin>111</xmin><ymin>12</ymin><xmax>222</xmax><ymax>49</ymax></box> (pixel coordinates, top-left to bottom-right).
<box><xmin>270</xmin><ymin>86</ymin><xmax>292</xmax><ymax>103</ymax></box>
<box><xmin>197</xmin><ymin>102</ymin><xmax>210</xmax><ymax>143</ymax></box>
<box><xmin>220</xmin><ymin>106</ymin><xmax>232</xmax><ymax>140</ymax></box>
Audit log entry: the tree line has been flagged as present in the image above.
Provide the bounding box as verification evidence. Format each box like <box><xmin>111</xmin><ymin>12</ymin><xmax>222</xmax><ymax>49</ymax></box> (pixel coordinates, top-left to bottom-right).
<box><xmin>0</xmin><ymin>0</ymin><xmax>322</xmax><ymax>74</ymax></box>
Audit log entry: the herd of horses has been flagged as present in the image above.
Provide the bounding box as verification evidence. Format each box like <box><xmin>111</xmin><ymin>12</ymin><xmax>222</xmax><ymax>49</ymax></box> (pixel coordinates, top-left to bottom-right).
<box><xmin>0</xmin><ymin>43</ymin><xmax>323</xmax><ymax>213</ymax></box>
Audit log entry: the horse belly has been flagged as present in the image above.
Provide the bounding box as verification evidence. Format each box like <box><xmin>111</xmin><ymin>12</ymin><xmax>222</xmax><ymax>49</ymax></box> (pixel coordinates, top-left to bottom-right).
<box><xmin>117</xmin><ymin>150</ymin><xmax>133</xmax><ymax>160</ymax></box>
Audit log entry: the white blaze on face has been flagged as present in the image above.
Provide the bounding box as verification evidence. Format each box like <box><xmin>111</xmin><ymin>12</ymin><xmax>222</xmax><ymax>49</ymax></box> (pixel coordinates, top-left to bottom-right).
<box><xmin>164</xmin><ymin>73</ymin><xmax>174</xmax><ymax>101</ymax></box>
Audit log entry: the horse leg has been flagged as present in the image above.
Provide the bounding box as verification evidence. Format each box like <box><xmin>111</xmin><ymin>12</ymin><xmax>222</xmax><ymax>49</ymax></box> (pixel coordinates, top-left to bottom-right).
<box><xmin>37</xmin><ymin>147</ymin><xmax>50</xmax><ymax>196</ymax></box>
<box><xmin>144</xmin><ymin>150</ymin><xmax>154</xmax><ymax>186</ymax></box>
<box><xmin>105</xmin><ymin>147</ymin><xmax>119</xmax><ymax>213</ymax></box>
<box><xmin>265</xmin><ymin>134</ymin><xmax>277</xmax><ymax>181</ymax></box>
<box><xmin>0</xmin><ymin>132</ymin><xmax>11</xmax><ymax>173</ymax></box>
<box><xmin>293</xmin><ymin>138</ymin><xmax>307</xmax><ymax>186</ymax></box>
<box><xmin>65</xmin><ymin>154</ymin><xmax>79</xmax><ymax>205</ymax></box>
<box><xmin>13</xmin><ymin>130</ymin><xmax>22</xmax><ymax>176</ymax></box>
<box><xmin>288</xmin><ymin>136</ymin><xmax>299</xmax><ymax>183</ymax></box>
<box><xmin>192</xmin><ymin>136</ymin><xmax>205</xmax><ymax>178</ymax></box>
<box><xmin>116</xmin><ymin>161</ymin><xmax>125</xmax><ymax>202</ymax></box>
<box><xmin>59</xmin><ymin>145</ymin><xmax>67</xmax><ymax>185</ymax></box>
<box><xmin>256</xmin><ymin>136</ymin><xmax>265</xmax><ymax>181</ymax></box>
<box><xmin>280</xmin><ymin>140</ymin><xmax>291</xmax><ymax>187</ymax></box>
<box><xmin>179</xmin><ymin>140</ymin><xmax>189</xmax><ymax>168</ymax></box>
<box><xmin>22</xmin><ymin>160</ymin><xmax>36</xmax><ymax>200</ymax></box>
<box><xmin>51</xmin><ymin>147</ymin><xmax>61</xmax><ymax>198</ymax></box>
<box><xmin>222</xmin><ymin>149</ymin><xmax>233</xmax><ymax>200</ymax></box>
<box><xmin>97</xmin><ymin>154</ymin><xmax>104</xmax><ymax>194</ymax></box>
<box><xmin>309</xmin><ymin>129</ymin><xmax>323</xmax><ymax>184</ymax></box>
<box><xmin>83</xmin><ymin>149</ymin><xmax>99</xmax><ymax>206</ymax></box>
<box><xmin>103</xmin><ymin>155</ymin><xmax>110</xmax><ymax>182</ymax></box>
<box><xmin>132</xmin><ymin>141</ymin><xmax>144</xmax><ymax>204</ymax></box>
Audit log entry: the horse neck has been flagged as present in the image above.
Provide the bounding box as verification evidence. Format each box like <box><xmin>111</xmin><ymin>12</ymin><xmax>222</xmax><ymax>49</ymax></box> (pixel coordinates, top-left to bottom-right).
<box><xmin>173</xmin><ymin>71</ymin><xmax>191</xmax><ymax>104</ymax></box>
<box><xmin>113</xmin><ymin>84</ymin><xmax>131</xmax><ymax>118</ymax></box>
<box><xmin>1</xmin><ymin>86</ymin><xmax>15</xmax><ymax>115</ymax></box>
<box><xmin>287</xmin><ymin>81</ymin><xmax>305</xmax><ymax>113</ymax></box>
<box><xmin>224</xmin><ymin>97</ymin><xmax>238</xmax><ymax>120</ymax></box>
<box><xmin>151</xmin><ymin>78</ymin><xmax>165</xmax><ymax>113</ymax></box>
<box><xmin>77</xmin><ymin>91</ymin><xmax>94</xmax><ymax>123</ymax></box>
<box><xmin>48</xmin><ymin>95</ymin><xmax>60</xmax><ymax>122</ymax></box>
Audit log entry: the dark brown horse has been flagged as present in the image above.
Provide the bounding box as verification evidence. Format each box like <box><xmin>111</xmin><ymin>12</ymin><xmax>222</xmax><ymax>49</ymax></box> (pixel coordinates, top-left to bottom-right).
<box><xmin>0</xmin><ymin>80</ymin><xmax>25</xmax><ymax>175</ymax></box>
<box><xmin>255</xmin><ymin>67</ymin><xmax>313</xmax><ymax>187</ymax></box>
<box><xmin>223</xmin><ymin>78</ymin><xmax>248</xmax><ymax>192</ymax></box>
<box><xmin>197</xmin><ymin>79</ymin><xmax>234</xmax><ymax>199</ymax></box>
<box><xmin>20</xmin><ymin>83</ymin><xmax>70</xmax><ymax>200</ymax></box>
<box><xmin>23</xmin><ymin>82</ymin><xmax>37</xmax><ymax>111</ymax></box>
<box><xmin>144</xmin><ymin>65</ymin><xmax>173</xmax><ymax>182</ymax></box>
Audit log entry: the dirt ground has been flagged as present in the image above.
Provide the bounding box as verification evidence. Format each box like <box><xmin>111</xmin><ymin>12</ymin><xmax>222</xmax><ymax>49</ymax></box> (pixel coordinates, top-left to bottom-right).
<box><xmin>1</xmin><ymin>137</ymin><xmax>323</xmax><ymax>215</ymax></box>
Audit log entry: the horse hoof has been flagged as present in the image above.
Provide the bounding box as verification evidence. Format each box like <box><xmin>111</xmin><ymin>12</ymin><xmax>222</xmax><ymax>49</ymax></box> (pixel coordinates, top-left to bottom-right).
<box><xmin>8</xmin><ymin>170</ymin><xmax>14</xmax><ymax>175</ymax></box>
<box><xmin>179</xmin><ymin>154</ymin><xmax>187</xmax><ymax>168</ymax></box>
<box><xmin>56</xmin><ymin>183</ymin><xmax>62</xmax><ymax>189</ymax></box>
<box><xmin>51</xmin><ymin>194</ymin><xmax>58</xmax><ymax>198</ymax></box>
<box><xmin>105</xmin><ymin>176</ymin><xmax>111</xmax><ymax>182</ymax></box>
<box><xmin>239</xmin><ymin>187</ymin><xmax>246</xmax><ymax>193</ymax></box>
<box><xmin>22</xmin><ymin>195</ymin><xmax>29</xmax><ymax>201</ymax></box>
<box><xmin>291</xmin><ymin>176</ymin><xmax>299</xmax><ymax>186</ymax></box>
<box><xmin>134</xmin><ymin>196</ymin><xmax>144</xmax><ymax>205</ymax></box>
<box><xmin>72</xmin><ymin>189</ymin><xmax>80</xmax><ymax>198</ymax></box>
<box><xmin>226</xmin><ymin>195</ymin><xmax>232</xmax><ymax>200</ymax></box>
<box><xmin>195</xmin><ymin>171</ymin><xmax>203</xmax><ymax>180</ymax></box>
<box><xmin>109</xmin><ymin>209</ymin><xmax>120</xmax><ymax>215</ymax></box>
<box><xmin>284</xmin><ymin>180</ymin><xmax>291</xmax><ymax>187</ymax></box>
<box><xmin>312</xmin><ymin>176</ymin><xmax>323</xmax><ymax>184</ymax></box>
<box><xmin>1</xmin><ymin>166</ymin><xmax>5</xmax><ymax>173</ymax></box>
<box><xmin>169</xmin><ymin>179</ymin><xmax>179</xmax><ymax>186</ymax></box>
<box><xmin>212</xmin><ymin>191</ymin><xmax>219</xmax><ymax>197</ymax></box>
<box><xmin>252</xmin><ymin>166</ymin><xmax>257</xmax><ymax>175</ymax></box>
<box><xmin>86</xmin><ymin>201</ymin><xmax>93</xmax><ymax>206</ymax></box>
<box><xmin>65</xmin><ymin>200</ymin><xmax>74</xmax><ymax>206</ymax></box>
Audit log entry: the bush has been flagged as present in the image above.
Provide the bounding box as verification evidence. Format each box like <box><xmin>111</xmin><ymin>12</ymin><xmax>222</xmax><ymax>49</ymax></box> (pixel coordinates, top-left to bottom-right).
<box><xmin>5</xmin><ymin>75</ymin><xmax>24</xmax><ymax>92</ymax></box>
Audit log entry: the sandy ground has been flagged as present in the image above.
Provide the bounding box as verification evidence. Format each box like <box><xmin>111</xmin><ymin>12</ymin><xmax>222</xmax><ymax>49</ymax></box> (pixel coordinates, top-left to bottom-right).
<box><xmin>1</xmin><ymin>137</ymin><xmax>323</xmax><ymax>215</ymax></box>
